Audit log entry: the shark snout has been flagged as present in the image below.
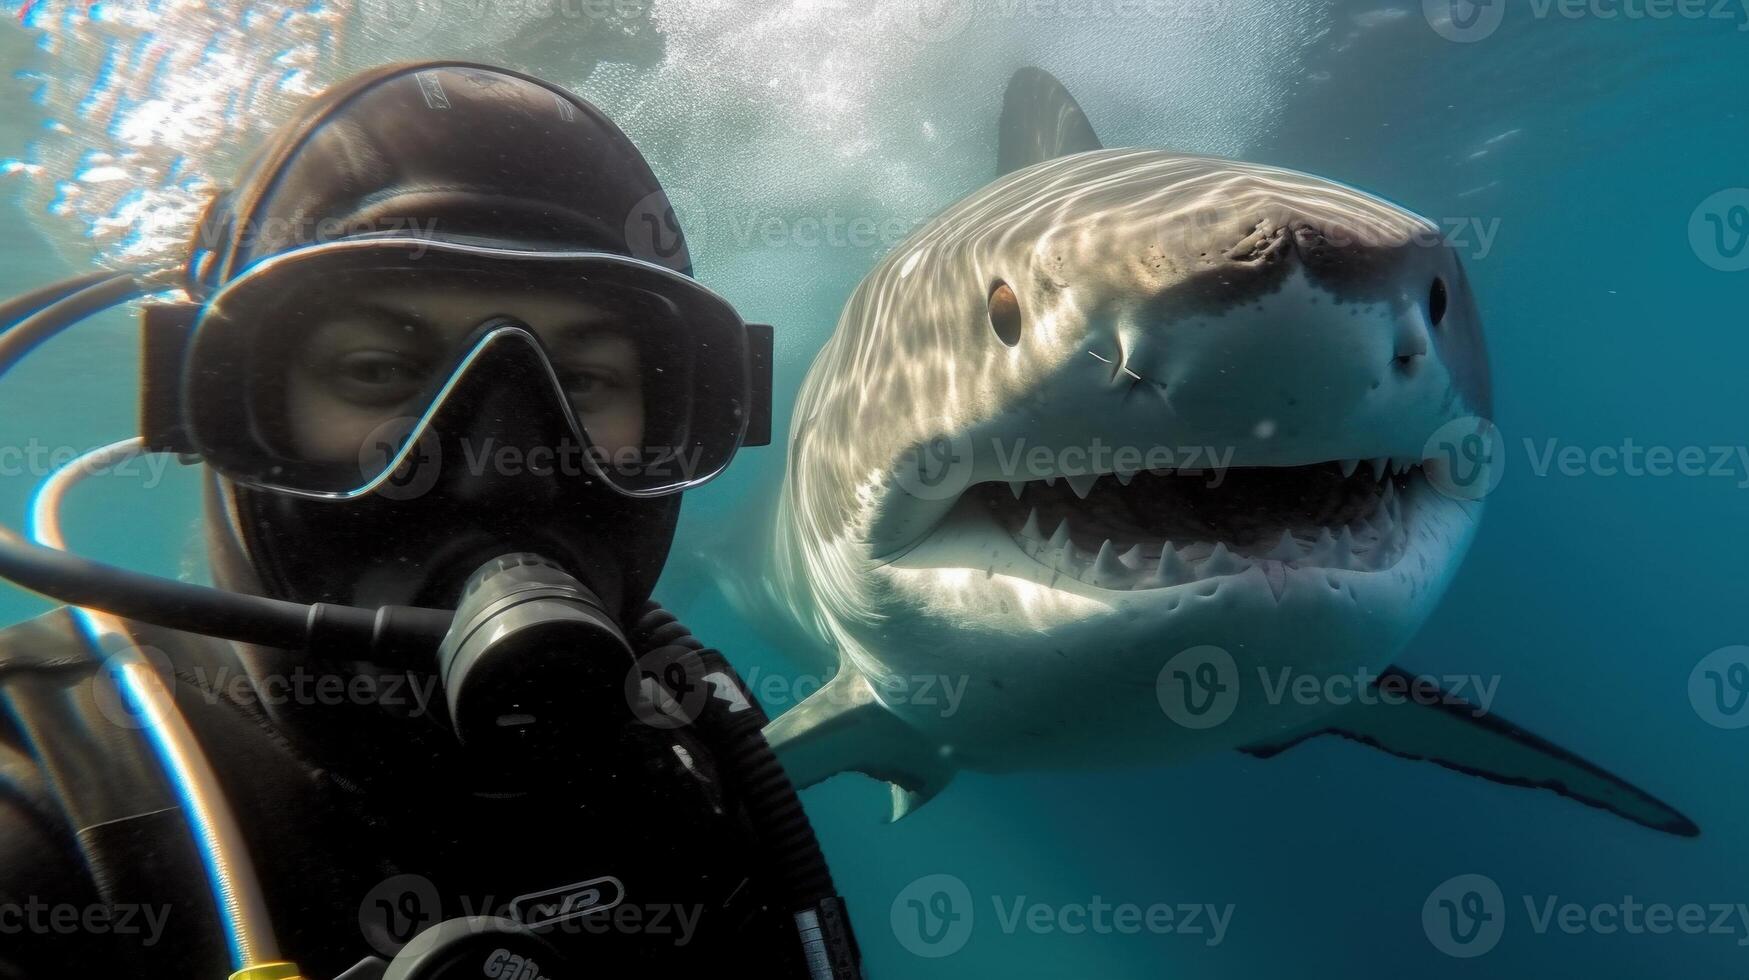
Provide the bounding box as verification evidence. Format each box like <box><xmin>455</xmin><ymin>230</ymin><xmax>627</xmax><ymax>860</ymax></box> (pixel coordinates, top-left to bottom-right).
<box><xmin>1095</xmin><ymin>261</ymin><xmax>1438</xmax><ymax>462</ymax></box>
<box><xmin>1183</xmin><ymin>202</ymin><xmax>1487</xmax><ymax>417</ymax></box>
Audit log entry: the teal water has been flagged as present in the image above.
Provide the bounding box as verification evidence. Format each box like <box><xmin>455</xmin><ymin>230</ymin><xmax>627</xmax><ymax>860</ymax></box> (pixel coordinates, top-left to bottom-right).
<box><xmin>2</xmin><ymin>2</ymin><xmax>1746</xmax><ymax>976</ymax></box>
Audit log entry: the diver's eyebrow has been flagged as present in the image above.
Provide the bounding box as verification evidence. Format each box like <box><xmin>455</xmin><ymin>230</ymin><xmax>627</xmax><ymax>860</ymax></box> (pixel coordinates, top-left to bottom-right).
<box><xmin>547</xmin><ymin>315</ymin><xmax>630</xmax><ymax>348</ymax></box>
<box><xmin>350</xmin><ymin>299</ymin><xmax>435</xmax><ymax>334</ymax></box>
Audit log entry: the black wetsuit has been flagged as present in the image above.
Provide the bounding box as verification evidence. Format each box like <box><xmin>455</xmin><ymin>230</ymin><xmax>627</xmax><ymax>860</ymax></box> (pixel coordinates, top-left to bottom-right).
<box><xmin>0</xmin><ymin>605</ymin><xmax>810</xmax><ymax>978</ymax></box>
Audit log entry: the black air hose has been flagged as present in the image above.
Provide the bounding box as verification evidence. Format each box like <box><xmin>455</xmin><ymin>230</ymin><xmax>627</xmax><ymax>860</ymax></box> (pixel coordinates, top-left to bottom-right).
<box><xmin>628</xmin><ymin>601</ymin><xmax>861</xmax><ymax>980</ymax></box>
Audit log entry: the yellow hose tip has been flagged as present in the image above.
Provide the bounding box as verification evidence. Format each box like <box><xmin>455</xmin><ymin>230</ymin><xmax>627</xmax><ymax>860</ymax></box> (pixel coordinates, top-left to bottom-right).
<box><xmin>230</xmin><ymin>964</ymin><xmax>303</xmax><ymax>980</ymax></box>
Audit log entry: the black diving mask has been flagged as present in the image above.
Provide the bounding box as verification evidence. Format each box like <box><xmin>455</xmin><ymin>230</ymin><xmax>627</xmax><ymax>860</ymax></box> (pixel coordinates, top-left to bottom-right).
<box><xmin>142</xmin><ymin>235</ymin><xmax>773</xmax><ymax>499</ymax></box>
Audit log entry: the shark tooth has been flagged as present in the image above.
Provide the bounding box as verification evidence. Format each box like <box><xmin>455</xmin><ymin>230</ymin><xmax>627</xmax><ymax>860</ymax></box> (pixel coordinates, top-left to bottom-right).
<box><xmin>1368</xmin><ymin>500</ymin><xmax>1395</xmax><ymax>533</ymax></box>
<box><xmin>1020</xmin><ymin>508</ymin><xmax>1043</xmax><ymax>541</ymax></box>
<box><xmin>1260</xmin><ymin>559</ymin><xmax>1288</xmax><ymax>601</ymax></box>
<box><xmin>1151</xmin><ymin>544</ymin><xmax>1193</xmax><ymax>587</ymax></box>
<box><xmin>1009</xmin><ymin>480</ymin><xmax>1027</xmax><ymax>500</ymax></box>
<box><xmin>1307</xmin><ymin>527</ymin><xmax>1339</xmax><ymax>565</ymax></box>
<box><xmin>1119</xmin><ymin>543</ymin><xmax>1146</xmax><ymax>570</ymax></box>
<box><xmin>1052</xmin><ymin>541</ymin><xmax>1080</xmax><ymax>573</ymax></box>
<box><xmin>1339</xmin><ymin>458</ymin><xmax>1360</xmax><ymax>479</ymax></box>
<box><xmin>1368</xmin><ymin>457</ymin><xmax>1389</xmax><ymax>482</ymax></box>
<box><xmin>1334</xmin><ymin>527</ymin><xmax>1358</xmax><ymax>568</ymax></box>
<box><xmin>1048</xmin><ymin>518</ymin><xmax>1072</xmax><ymax>552</ymax></box>
<box><xmin>1202</xmin><ymin>542</ymin><xmax>1247</xmax><ymax>577</ymax></box>
<box><xmin>1115</xmin><ymin>469</ymin><xmax>1136</xmax><ymax>487</ymax></box>
<box><xmin>1266</xmin><ymin>529</ymin><xmax>1301</xmax><ymax>562</ymax></box>
<box><xmin>1092</xmin><ymin>540</ymin><xmax>1129</xmax><ymax>588</ymax></box>
<box><xmin>1066</xmin><ymin>473</ymin><xmax>1099</xmax><ymax>499</ymax></box>
<box><xmin>1043</xmin><ymin>520</ymin><xmax>1077</xmax><ymax>572</ymax></box>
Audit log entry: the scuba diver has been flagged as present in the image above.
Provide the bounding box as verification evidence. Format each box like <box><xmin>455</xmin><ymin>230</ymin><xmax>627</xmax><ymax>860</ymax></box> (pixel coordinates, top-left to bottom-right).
<box><xmin>0</xmin><ymin>62</ymin><xmax>860</xmax><ymax>979</ymax></box>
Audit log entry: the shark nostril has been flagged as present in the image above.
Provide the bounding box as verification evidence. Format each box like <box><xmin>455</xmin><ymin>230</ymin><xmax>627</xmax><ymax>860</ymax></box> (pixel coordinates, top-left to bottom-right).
<box><xmin>1393</xmin><ymin>337</ymin><xmax>1429</xmax><ymax>373</ymax></box>
<box><xmin>1393</xmin><ymin>301</ymin><xmax>1432</xmax><ymax>374</ymax></box>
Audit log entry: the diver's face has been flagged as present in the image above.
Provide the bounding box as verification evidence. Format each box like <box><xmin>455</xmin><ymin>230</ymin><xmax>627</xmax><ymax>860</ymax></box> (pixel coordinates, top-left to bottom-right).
<box><xmin>284</xmin><ymin>286</ymin><xmax>645</xmax><ymax>463</ymax></box>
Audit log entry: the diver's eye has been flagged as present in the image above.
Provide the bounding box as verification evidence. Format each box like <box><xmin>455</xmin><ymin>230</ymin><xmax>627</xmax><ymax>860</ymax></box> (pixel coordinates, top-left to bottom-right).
<box><xmin>1429</xmin><ymin>276</ymin><xmax>1449</xmax><ymax>328</ymax></box>
<box><xmin>988</xmin><ymin>280</ymin><xmax>1023</xmax><ymax>347</ymax></box>
<box><xmin>566</xmin><ymin>369</ymin><xmax>631</xmax><ymax>414</ymax></box>
<box><xmin>331</xmin><ymin>350</ymin><xmax>428</xmax><ymax>404</ymax></box>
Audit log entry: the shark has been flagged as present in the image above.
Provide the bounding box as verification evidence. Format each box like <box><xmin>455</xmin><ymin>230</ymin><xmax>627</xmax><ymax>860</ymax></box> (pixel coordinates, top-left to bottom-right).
<box><xmin>724</xmin><ymin>67</ymin><xmax>1696</xmax><ymax>836</ymax></box>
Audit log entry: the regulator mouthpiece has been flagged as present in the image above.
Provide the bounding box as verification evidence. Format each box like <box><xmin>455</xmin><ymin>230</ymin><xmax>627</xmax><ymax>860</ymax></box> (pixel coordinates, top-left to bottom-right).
<box><xmin>437</xmin><ymin>554</ymin><xmax>635</xmax><ymax>747</ymax></box>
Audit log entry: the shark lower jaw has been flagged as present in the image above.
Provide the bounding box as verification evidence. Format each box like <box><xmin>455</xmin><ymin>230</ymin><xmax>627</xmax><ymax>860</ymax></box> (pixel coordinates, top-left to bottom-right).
<box><xmin>849</xmin><ymin>452</ymin><xmax>1479</xmax><ymax>762</ymax></box>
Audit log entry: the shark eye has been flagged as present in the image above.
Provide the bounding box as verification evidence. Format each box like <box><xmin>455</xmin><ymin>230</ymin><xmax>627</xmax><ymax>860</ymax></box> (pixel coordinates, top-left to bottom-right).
<box><xmin>1429</xmin><ymin>276</ymin><xmax>1449</xmax><ymax>327</ymax></box>
<box><xmin>988</xmin><ymin>281</ymin><xmax>1023</xmax><ymax>347</ymax></box>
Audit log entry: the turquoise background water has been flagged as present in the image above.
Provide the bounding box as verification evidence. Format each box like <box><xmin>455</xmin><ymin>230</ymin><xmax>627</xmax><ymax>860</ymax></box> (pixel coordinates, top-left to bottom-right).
<box><xmin>2</xmin><ymin>2</ymin><xmax>1745</xmax><ymax>976</ymax></box>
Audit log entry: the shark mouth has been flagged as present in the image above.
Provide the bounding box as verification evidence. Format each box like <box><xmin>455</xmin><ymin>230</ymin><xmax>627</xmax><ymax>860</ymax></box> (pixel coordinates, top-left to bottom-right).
<box><xmin>964</xmin><ymin>458</ymin><xmax>1433</xmax><ymax>596</ymax></box>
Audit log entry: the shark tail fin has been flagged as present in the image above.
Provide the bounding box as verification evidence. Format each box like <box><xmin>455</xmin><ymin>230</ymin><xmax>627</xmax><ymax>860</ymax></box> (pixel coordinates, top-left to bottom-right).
<box><xmin>763</xmin><ymin>666</ymin><xmax>956</xmax><ymax>823</ymax></box>
<box><xmin>997</xmin><ymin>66</ymin><xmax>1105</xmax><ymax>177</ymax></box>
<box><xmin>1240</xmin><ymin>667</ymin><xmax>1699</xmax><ymax>838</ymax></box>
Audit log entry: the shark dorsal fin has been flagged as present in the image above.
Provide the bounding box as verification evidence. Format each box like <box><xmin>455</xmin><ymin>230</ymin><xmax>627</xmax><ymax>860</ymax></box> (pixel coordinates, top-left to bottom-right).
<box><xmin>996</xmin><ymin>66</ymin><xmax>1104</xmax><ymax>177</ymax></box>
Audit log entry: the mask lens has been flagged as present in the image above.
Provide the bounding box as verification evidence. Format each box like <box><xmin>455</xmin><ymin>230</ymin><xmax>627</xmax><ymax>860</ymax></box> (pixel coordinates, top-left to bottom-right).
<box><xmin>185</xmin><ymin>239</ymin><xmax>752</xmax><ymax>497</ymax></box>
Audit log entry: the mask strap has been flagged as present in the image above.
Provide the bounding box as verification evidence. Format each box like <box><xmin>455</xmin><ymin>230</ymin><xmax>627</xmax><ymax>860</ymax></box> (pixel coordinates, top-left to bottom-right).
<box><xmin>0</xmin><ymin>268</ymin><xmax>170</xmax><ymax>376</ymax></box>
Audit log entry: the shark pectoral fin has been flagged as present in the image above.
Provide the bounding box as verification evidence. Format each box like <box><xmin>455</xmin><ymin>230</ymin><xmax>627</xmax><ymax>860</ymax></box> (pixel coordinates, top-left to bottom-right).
<box><xmin>763</xmin><ymin>666</ymin><xmax>956</xmax><ymax>822</ymax></box>
<box><xmin>888</xmin><ymin>774</ymin><xmax>952</xmax><ymax>824</ymax></box>
<box><xmin>997</xmin><ymin>67</ymin><xmax>1105</xmax><ymax>176</ymax></box>
<box><xmin>1239</xmin><ymin>666</ymin><xmax>1700</xmax><ymax>838</ymax></box>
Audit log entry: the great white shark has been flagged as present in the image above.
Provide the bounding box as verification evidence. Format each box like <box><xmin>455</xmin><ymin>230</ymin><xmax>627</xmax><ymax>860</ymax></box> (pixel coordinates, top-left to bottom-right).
<box><xmin>718</xmin><ymin>68</ymin><xmax>1695</xmax><ymax>836</ymax></box>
